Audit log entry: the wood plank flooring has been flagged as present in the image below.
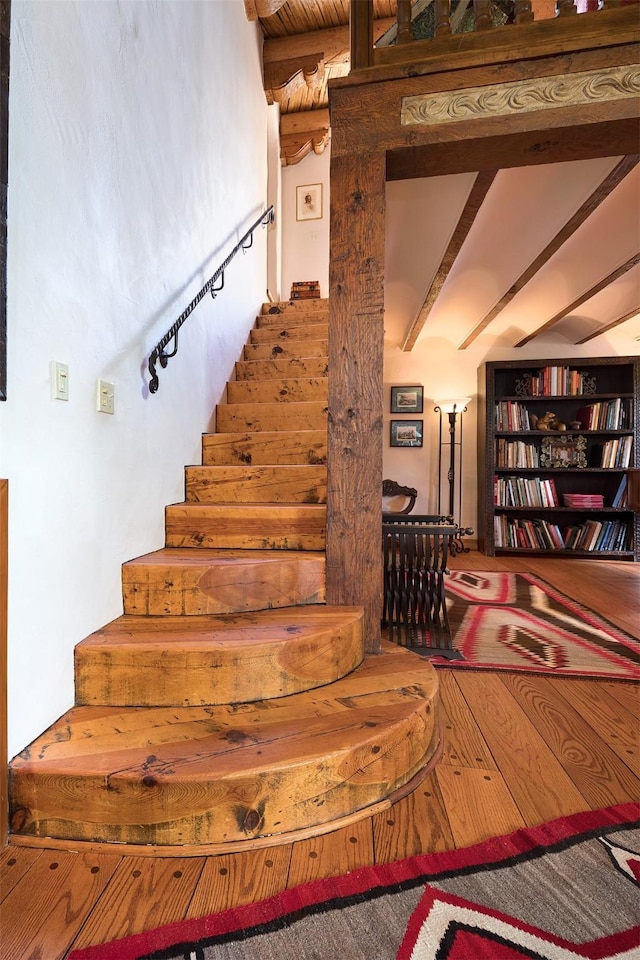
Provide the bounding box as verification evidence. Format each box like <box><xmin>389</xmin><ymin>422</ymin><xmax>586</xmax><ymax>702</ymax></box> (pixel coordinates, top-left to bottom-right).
<box><xmin>1</xmin><ymin>553</ymin><xmax>638</xmax><ymax>960</ymax></box>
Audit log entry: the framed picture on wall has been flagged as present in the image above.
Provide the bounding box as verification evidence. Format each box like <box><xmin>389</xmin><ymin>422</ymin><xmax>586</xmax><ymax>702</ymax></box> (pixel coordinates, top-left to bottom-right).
<box><xmin>296</xmin><ymin>184</ymin><xmax>323</xmax><ymax>221</ymax></box>
<box><xmin>390</xmin><ymin>385</ymin><xmax>423</xmax><ymax>414</ymax></box>
<box><xmin>390</xmin><ymin>420</ymin><xmax>423</xmax><ymax>448</ymax></box>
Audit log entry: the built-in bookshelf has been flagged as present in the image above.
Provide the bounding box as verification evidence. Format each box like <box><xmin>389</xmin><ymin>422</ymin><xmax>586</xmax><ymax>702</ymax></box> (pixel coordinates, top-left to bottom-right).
<box><xmin>478</xmin><ymin>357</ymin><xmax>639</xmax><ymax>560</ymax></box>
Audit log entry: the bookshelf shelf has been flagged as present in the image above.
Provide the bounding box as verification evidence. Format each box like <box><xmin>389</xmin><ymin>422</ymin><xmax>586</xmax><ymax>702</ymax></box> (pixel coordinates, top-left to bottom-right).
<box><xmin>478</xmin><ymin>357</ymin><xmax>639</xmax><ymax>560</ymax></box>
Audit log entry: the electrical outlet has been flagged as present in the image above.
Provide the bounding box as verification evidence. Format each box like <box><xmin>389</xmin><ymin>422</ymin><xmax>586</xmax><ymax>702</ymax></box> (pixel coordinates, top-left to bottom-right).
<box><xmin>96</xmin><ymin>379</ymin><xmax>115</xmax><ymax>415</ymax></box>
<box><xmin>51</xmin><ymin>361</ymin><xmax>69</xmax><ymax>401</ymax></box>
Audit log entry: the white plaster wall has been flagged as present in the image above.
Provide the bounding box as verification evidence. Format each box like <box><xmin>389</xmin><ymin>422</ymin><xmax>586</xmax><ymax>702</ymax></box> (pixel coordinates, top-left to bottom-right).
<box><xmin>281</xmin><ymin>150</ymin><xmax>330</xmax><ymax>299</ymax></box>
<box><xmin>1</xmin><ymin>0</ymin><xmax>269</xmax><ymax>759</ymax></box>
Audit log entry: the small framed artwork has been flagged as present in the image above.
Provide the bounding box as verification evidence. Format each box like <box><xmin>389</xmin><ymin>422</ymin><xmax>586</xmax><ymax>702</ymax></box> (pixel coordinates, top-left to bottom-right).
<box><xmin>296</xmin><ymin>183</ymin><xmax>323</xmax><ymax>221</ymax></box>
<box><xmin>540</xmin><ymin>434</ymin><xmax>587</xmax><ymax>468</ymax></box>
<box><xmin>390</xmin><ymin>385</ymin><xmax>424</xmax><ymax>414</ymax></box>
<box><xmin>390</xmin><ymin>419</ymin><xmax>423</xmax><ymax>448</ymax></box>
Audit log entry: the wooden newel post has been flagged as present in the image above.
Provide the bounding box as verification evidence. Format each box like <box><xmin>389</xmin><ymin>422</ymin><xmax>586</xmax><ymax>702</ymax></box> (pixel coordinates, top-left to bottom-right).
<box><xmin>350</xmin><ymin>0</ymin><xmax>373</xmax><ymax>70</ymax></box>
<box><xmin>556</xmin><ymin>0</ymin><xmax>577</xmax><ymax>14</ymax></box>
<box><xmin>514</xmin><ymin>0</ymin><xmax>534</xmax><ymax>23</ymax></box>
<box><xmin>434</xmin><ymin>0</ymin><xmax>452</xmax><ymax>36</ymax></box>
<box><xmin>397</xmin><ymin>0</ymin><xmax>412</xmax><ymax>43</ymax></box>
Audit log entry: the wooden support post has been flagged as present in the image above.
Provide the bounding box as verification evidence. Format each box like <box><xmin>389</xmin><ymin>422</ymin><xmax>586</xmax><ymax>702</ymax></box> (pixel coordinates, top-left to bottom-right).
<box><xmin>473</xmin><ymin>0</ymin><xmax>493</xmax><ymax>29</ymax></box>
<box><xmin>327</xmin><ymin>151</ymin><xmax>385</xmax><ymax>653</ymax></box>
<box><xmin>514</xmin><ymin>0</ymin><xmax>534</xmax><ymax>23</ymax></box>
<box><xmin>350</xmin><ymin>0</ymin><xmax>373</xmax><ymax>70</ymax></box>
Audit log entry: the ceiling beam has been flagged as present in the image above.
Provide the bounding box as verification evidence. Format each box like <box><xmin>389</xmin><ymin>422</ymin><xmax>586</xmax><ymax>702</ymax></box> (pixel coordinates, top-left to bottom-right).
<box><xmin>458</xmin><ymin>154</ymin><xmax>639</xmax><ymax>349</ymax></box>
<box><xmin>244</xmin><ymin>0</ymin><xmax>288</xmax><ymax>21</ymax></box>
<box><xmin>280</xmin><ymin>109</ymin><xmax>331</xmax><ymax>166</ymax></box>
<box><xmin>574</xmin><ymin>305</ymin><xmax>640</xmax><ymax>344</ymax></box>
<box><xmin>402</xmin><ymin>169</ymin><xmax>498</xmax><ymax>351</ymax></box>
<box><xmin>263</xmin><ymin>18</ymin><xmax>396</xmax><ymax>66</ymax></box>
<box><xmin>514</xmin><ymin>251</ymin><xmax>640</xmax><ymax>347</ymax></box>
<box><xmin>264</xmin><ymin>53</ymin><xmax>325</xmax><ymax>106</ymax></box>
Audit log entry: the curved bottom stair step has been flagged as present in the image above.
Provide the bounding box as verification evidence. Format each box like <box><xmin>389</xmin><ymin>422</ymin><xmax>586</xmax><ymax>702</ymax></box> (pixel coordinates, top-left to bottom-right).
<box><xmin>10</xmin><ymin>643</ymin><xmax>441</xmax><ymax>851</ymax></box>
<box><xmin>122</xmin><ymin>548</ymin><xmax>325</xmax><ymax>616</ymax></box>
<box><xmin>75</xmin><ymin>605</ymin><xmax>364</xmax><ymax>706</ymax></box>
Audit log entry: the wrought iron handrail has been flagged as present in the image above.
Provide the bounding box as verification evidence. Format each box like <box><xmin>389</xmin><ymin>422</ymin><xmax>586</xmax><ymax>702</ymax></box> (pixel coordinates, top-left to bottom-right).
<box><xmin>148</xmin><ymin>205</ymin><xmax>274</xmax><ymax>394</ymax></box>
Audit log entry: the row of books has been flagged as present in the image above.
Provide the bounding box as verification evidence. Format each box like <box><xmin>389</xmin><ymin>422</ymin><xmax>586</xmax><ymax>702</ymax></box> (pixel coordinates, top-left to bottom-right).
<box><xmin>494</xmin><ymin>515</ymin><xmax>630</xmax><ymax>552</ymax></box>
<box><xmin>290</xmin><ymin>280</ymin><xmax>320</xmax><ymax>300</ymax></box>
<box><xmin>495</xmin><ymin>401</ymin><xmax>533</xmax><ymax>432</ymax></box>
<box><xmin>576</xmin><ymin>399</ymin><xmax>631</xmax><ymax>431</ymax></box>
<box><xmin>496</xmin><ymin>439</ymin><xmax>539</xmax><ymax>469</ymax></box>
<box><xmin>494</xmin><ymin>476</ymin><xmax>559</xmax><ymax>508</ymax></box>
<box><xmin>525</xmin><ymin>366</ymin><xmax>593</xmax><ymax>397</ymax></box>
<box><xmin>562</xmin><ymin>493</ymin><xmax>604</xmax><ymax>508</ymax></box>
<box><xmin>599</xmin><ymin>436</ymin><xmax>633</xmax><ymax>468</ymax></box>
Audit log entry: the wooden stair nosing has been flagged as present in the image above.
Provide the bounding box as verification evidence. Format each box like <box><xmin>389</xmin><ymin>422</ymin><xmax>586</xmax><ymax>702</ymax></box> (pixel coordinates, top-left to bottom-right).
<box><xmin>260</xmin><ymin>299</ymin><xmax>328</xmax><ymax>317</ymax></box>
<box><xmin>74</xmin><ymin>606</ymin><xmax>363</xmax><ymax>707</ymax></box>
<box><xmin>11</xmin><ymin>645</ymin><xmax>440</xmax><ymax>847</ymax></box>
<box><xmin>165</xmin><ymin>502</ymin><xmax>326</xmax><ymax>550</ymax></box>
<box><xmin>201</xmin><ymin>430</ymin><xmax>327</xmax><ymax>466</ymax></box>
<box><xmin>243</xmin><ymin>340</ymin><xmax>328</xmax><ymax>361</ymax></box>
<box><xmin>121</xmin><ymin>547</ymin><xmax>326</xmax><ymax>616</ymax></box>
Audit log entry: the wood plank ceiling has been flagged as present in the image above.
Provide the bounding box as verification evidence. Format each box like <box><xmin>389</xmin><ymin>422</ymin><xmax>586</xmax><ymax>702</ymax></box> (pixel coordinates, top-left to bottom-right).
<box><xmin>247</xmin><ymin>0</ymin><xmax>640</xmax><ymax>351</ymax></box>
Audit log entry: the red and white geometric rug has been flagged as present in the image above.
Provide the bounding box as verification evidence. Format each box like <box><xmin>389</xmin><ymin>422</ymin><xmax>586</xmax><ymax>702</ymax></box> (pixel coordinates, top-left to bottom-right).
<box><xmin>436</xmin><ymin>570</ymin><xmax>640</xmax><ymax>680</ymax></box>
<box><xmin>69</xmin><ymin>804</ymin><xmax>640</xmax><ymax>960</ymax></box>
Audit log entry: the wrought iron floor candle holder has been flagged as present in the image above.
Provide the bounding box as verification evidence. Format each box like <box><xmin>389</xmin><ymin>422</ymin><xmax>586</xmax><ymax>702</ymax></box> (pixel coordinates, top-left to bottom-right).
<box><xmin>434</xmin><ymin>399</ymin><xmax>474</xmax><ymax>554</ymax></box>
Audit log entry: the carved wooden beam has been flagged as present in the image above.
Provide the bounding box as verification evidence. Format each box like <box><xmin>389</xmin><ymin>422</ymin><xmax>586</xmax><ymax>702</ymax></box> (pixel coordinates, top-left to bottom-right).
<box><xmin>280</xmin><ymin>109</ymin><xmax>331</xmax><ymax>166</ymax></box>
<box><xmin>264</xmin><ymin>54</ymin><xmax>325</xmax><ymax>106</ymax></box>
<box><xmin>402</xmin><ymin>170</ymin><xmax>498</xmax><ymax>351</ymax></box>
<box><xmin>459</xmin><ymin>156</ymin><xmax>639</xmax><ymax>349</ymax></box>
<box><xmin>515</xmin><ymin>252</ymin><xmax>640</xmax><ymax>347</ymax></box>
<box><xmin>244</xmin><ymin>0</ymin><xmax>288</xmax><ymax>21</ymax></box>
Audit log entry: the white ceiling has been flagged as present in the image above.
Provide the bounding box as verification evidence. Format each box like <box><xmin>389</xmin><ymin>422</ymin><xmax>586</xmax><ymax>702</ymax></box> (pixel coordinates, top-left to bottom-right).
<box><xmin>384</xmin><ymin>157</ymin><xmax>640</xmax><ymax>352</ymax></box>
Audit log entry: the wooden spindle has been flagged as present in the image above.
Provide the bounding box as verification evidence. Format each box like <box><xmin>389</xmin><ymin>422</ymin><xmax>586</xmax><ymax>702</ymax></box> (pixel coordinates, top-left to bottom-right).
<box><xmin>514</xmin><ymin>0</ymin><xmax>534</xmax><ymax>22</ymax></box>
<box><xmin>350</xmin><ymin>0</ymin><xmax>373</xmax><ymax>69</ymax></box>
<box><xmin>434</xmin><ymin>0</ymin><xmax>452</xmax><ymax>36</ymax></box>
<box><xmin>397</xmin><ymin>0</ymin><xmax>412</xmax><ymax>43</ymax></box>
<box><xmin>556</xmin><ymin>0</ymin><xmax>578</xmax><ymax>15</ymax></box>
<box><xmin>473</xmin><ymin>0</ymin><xmax>493</xmax><ymax>29</ymax></box>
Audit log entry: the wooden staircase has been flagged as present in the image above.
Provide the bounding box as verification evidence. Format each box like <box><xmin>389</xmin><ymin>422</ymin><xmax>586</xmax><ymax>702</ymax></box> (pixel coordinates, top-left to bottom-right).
<box><xmin>9</xmin><ymin>298</ymin><xmax>441</xmax><ymax>853</ymax></box>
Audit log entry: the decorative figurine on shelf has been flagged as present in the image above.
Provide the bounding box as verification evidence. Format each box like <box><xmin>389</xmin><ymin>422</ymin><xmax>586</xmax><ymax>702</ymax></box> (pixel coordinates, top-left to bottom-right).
<box><xmin>536</xmin><ymin>411</ymin><xmax>566</xmax><ymax>431</ymax></box>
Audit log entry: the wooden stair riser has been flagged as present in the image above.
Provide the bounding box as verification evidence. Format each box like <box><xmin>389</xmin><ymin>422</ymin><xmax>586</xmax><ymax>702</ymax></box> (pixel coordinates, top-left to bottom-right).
<box><xmin>249</xmin><ymin>323</ymin><xmax>328</xmax><ymax>344</ymax></box>
<box><xmin>202</xmin><ymin>430</ymin><xmax>327</xmax><ymax>466</ymax></box>
<box><xmin>184</xmin><ymin>466</ymin><xmax>326</xmax><ymax>505</ymax></box>
<box><xmin>74</xmin><ymin>607</ymin><xmax>363</xmax><ymax>707</ymax></box>
<box><xmin>216</xmin><ymin>401</ymin><xmax>327</xmax><ymax>434</ymax></box>
<box><xmin>235</xmin><ymin>357</ymin><xmax>328</xmax><ymax>382</ymax></box>
<box><xmin>243</xmin><ymin>340</ymin><xmax>328</xmax><ymax>361</ymax></box>
<box><xmin>227</xmin><ymin>377</ymin><xmax>328</xmax><ymax>405</ymax></box>
<box><xmin>122</xmin><ymin>549</ymin><xmax>325</xmax><ymax>616</ymax></box>
<box><xmin>165</xmin><ymin>503</ymin><xmax>326</xmax><ymax>550</ymax></box>
<box><xmin>10</xmin><ymin>645</ymin><xmax>440</xmax><ymax>848</ymax></box>
<box><xmin>260</xmin><ymin>299</ymin><xmax>328</xmax><ymax>321</ymax></box>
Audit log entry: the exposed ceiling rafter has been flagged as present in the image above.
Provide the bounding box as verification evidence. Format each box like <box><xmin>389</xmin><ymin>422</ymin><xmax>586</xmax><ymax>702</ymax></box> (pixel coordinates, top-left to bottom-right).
<box><xmin>402</xmin><ymin>169</ymin><xmax>498</xmax><ymax>351</ymax></box>
<box><xmin>515</xmin><ymin>251</ymin><xmax>640</xmax><ymax>347</ymax></box>
<box><xmin>458</xmin><ymin>154</ymin><xmax>639</xmax><ymax>349</ymax></box>
<box><xmin>575</xmin><ymin>305</ymin><xmax>640</xmax><ymax>344</ymax></box>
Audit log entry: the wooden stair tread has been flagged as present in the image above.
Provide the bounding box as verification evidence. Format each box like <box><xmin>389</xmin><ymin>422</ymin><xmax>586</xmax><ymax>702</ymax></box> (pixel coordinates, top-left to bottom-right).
<box><xmin>75</xmin><ymin>606</ymin><xmax>364</xmax><ymax>707</ymax></box>
<box><xmin>11</xmin><ymin>644</ymin><xmax>440</xmax><ymax>848</ymax></box>
<box><xmin>250</xmin><ymin>323</ymin><xmax>328</xmax><ymax>344</ymax></box>
<box><xmin>235</xmin><ymin>357</ymin><xmax>328</xmax><ymax>380</ymax></box>
<box><xmin>165</xmin><ymin>502</ymin><xmax>326</xmax><ymax>550</ymax></box>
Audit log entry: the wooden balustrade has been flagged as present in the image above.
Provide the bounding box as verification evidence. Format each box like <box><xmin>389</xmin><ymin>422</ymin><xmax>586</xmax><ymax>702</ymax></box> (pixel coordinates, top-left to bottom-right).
<box><xmin>349</xmin><ymin>0</ymin><xmax>630</xmax><ymax>69</ymax></box>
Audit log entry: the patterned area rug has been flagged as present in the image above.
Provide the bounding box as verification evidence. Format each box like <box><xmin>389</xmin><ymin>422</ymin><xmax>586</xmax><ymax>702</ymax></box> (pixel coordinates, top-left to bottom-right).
<box><xmin>433</xmin><ymin>570</ymin><xmax>640</xmax><ymax>680</ymax></box>
<box><xmin>68</xmin><ymin>805</ymin><xmax>640</xmax><ymax>960</ymax></box>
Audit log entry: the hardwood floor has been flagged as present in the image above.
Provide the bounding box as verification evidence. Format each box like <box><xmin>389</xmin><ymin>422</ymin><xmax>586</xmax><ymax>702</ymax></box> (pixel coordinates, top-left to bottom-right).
<box><xmin>1</xmin><ymin>553</ymin><xmax>638</xmax><ymax>959</ymax></box>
